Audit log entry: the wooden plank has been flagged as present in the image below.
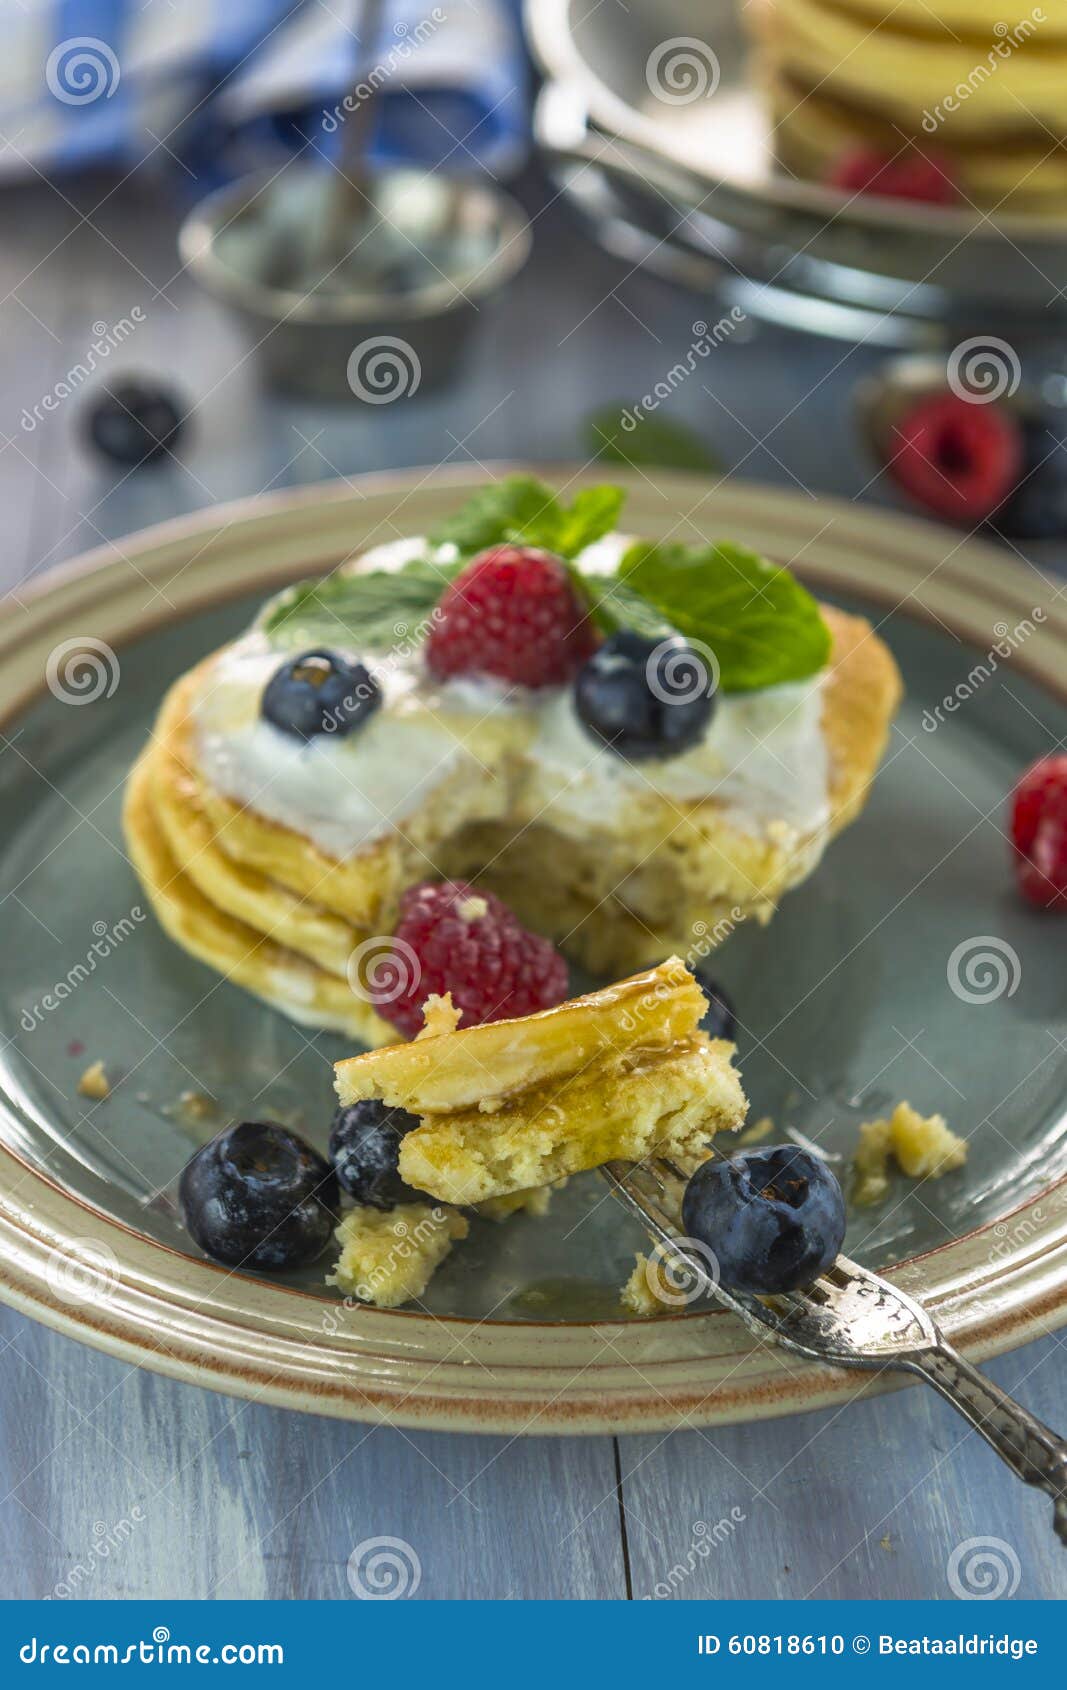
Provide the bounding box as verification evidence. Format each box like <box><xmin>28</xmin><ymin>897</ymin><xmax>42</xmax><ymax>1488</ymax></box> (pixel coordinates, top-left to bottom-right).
<box><xmin>617</xmin><ymin>1332</ymin><xmax>1067</xmax><ymax>1600</ymax></box>
<box><xmin>0</xmin><ymin>1306</ymin><xmax>625</xmax><ymax>1599</ymax></box>
<box><xmin>0</xmin><ymin>184</ymin><xmax>79</xmax><ymax>594</ymax></box>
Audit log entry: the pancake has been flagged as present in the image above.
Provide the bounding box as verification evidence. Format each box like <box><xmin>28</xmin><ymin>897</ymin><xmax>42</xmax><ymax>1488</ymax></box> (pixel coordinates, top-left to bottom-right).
<box><xmin>328</xmin><ymin>1203</ymin><xmax>469</xmax><ymax>1308</ymax></box>
<box><xmin>827</xmin><ymin>0</ymin><xmax>1062</xmax><ymax>28</ymax></box>
<box><xmin>334</xmin><ymin>960</ymin><xmax>747</xmax><ymax>1205</ymax></box>
<box><xmin>765</xmin><ymin>0</ymin><xmax>1067</xmax><ymax>134</ymax></box>
<box><xmin>753</xmin><ymin>0</ymin><xmax>1067</xmax><ymax>212</ymax></box>
<box><xmin>767</xmin><ymin>67</ymin><xmax>1067</xmax><ymax>213</ymax></box>
<box><xmin>124</xmin><ymin>599</ymin><xmax>901</xmax><ymax>1020</ymax></box>
<box><xmin>123</xmin><ymin>748</ymin><xmax>397</xmax><ymax>1043</ymax></box>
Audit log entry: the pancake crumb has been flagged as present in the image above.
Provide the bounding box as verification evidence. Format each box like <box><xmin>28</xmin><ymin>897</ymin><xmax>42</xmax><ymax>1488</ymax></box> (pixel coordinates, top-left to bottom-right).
<box><xmin>621</xmin><ymin>1253</ymin><xmax>664</xmax><ymax>1316</ymax></box>
<box><xmin>620</xmin><ymin>1251</ymin><xmax>685</xmax><ymax>1316</ymax></box>
<box><xmin>737</xmin><ymin>1114</ymin><xmax>775</xmax><ymax>1145</ymax></box>
<box><xmin>77</xmin><ymin>1060</ymin><xmax>110</xmax><ymax>1101</ymax></box>
<box><xmin>457</xmin><ymin>894</ymin><xmax>489</xmax><ymax>922</ymax></box>
<box><xmin>853</xmin><ymin>1102</ymin><xmax>967</xmax><ymax>1206</ymax></box>
<box><xmin>176</xmin><ymin>1089</ymin><xmax>218</xmax><ymax>1123</ymax></box>
<box><xmin>328</xmin><ymin>1203</ymin><xmax>468</xmax><ymax>1308</ymax></box>
<box><xmin>417</xmin><ymin>992</ymin><xmax>463</xmax><ymax>1040</ymax></box>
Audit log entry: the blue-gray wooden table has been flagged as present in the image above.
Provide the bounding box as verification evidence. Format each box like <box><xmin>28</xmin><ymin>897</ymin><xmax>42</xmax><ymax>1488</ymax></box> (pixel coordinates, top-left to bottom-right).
<box><xmin>1</xmin><ymin>169</ymin><xmax>1064</xmax><ymax>1602</ymax></box>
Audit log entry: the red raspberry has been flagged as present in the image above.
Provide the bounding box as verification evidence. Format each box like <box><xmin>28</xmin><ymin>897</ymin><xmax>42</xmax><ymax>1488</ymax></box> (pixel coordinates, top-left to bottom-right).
<box><xmin>1011</xmin><ymin>755</ymin><xmax>1067</xmax><ymax>908</ymax></box>
<box><xmin>381</xmin><ymin>880</ymin><xmax>569</xmax><ymax>1038</ymax></box>
<box><xmin>426</xmin><ymin>546</ymin><xmax>598</xmax><ymax>689</ymax></box>
<box><xmin>887</xmin><ymin>393</ymin><xmax>1022</xmax><ymax>525</ymax></box>
<box><xmin>828</xmin><ymin>147</ymin><xmax>958</xmax><ymax>206</ymax></box>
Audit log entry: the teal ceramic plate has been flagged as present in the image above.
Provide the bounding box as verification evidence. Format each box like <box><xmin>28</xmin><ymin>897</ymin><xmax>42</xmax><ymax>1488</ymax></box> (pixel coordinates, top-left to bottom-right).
<box><xmin>0</xmin><ymin>469</ymin><xmax>1064</xmax><ymax>1432</ymax></box>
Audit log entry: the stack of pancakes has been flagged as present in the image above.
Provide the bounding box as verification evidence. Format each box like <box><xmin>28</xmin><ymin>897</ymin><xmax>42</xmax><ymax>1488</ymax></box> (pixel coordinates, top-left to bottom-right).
<box><xmin>124</xmin><ymin>595</ymin><xmax>899</xmax><ymax>1043</ymax></box>
<box><xmin>755</xmin><ymin>0</ymin><xmax>1067</xmax><ymax>212</ymax></box>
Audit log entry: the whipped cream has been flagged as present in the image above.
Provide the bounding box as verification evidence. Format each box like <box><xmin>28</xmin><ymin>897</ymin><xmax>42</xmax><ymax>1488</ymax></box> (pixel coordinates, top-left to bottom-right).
<box><xmin>527</xmin><ymin>676</ymin><xmax>828</xmax><ymax>837</ymax></box>
<box><xmin>190</xmin><ymin>635</ymin><xmax>516</xmax><ymax>860</ymax></box>
<box><xmin>187</xmin><ymin>535</ymin><xmax>831</xmax><ymax>859</ymax></box>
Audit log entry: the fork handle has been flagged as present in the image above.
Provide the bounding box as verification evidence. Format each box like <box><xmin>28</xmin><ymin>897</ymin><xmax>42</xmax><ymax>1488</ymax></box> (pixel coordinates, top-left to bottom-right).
<box><xmin>910</xmin><ymin>1342</ymin><xmax>1067</xmax><ymax>1545</ymax></box>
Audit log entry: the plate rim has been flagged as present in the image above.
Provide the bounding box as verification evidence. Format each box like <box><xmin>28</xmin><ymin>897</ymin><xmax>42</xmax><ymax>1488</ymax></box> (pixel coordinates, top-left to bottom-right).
<box><xmin>2</xmin><ymin>463</ymin><xmax>1066</xmax><ymax>1434</ymax></box>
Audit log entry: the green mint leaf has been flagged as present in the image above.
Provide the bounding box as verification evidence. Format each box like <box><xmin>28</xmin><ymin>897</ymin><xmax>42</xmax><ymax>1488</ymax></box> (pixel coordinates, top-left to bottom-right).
<box><xmin>551</xmin><ymin>486</ymin><xmax>626</xmax><ymax>557</ymax></box>
<box><xmin>428</xmin><ymin>477</ymin><xmax>562</xmax><ymax>555</ymax></box>
<box><xmin>574</xmin><ymin>573</ymin><xmax>678</xmax><ymax>641</ymax></box>
<box><xmin>427</xmin><ymin>475</ymin><xmax>625</xmax><ymax>560</ymax></box>
<box><xmin>620</xmin><ymin>539</ymin><xmax>830</xmax><ymax>691</ymax></box>
<box><xmin>586</xmin><ymin>407</ymin><xmax>720</xmax><ymax>473</ymax></box>
<box><xmin>258</xmin><ymin>559</ymin><xmax>456</xmax><ymax>651</ymax></box>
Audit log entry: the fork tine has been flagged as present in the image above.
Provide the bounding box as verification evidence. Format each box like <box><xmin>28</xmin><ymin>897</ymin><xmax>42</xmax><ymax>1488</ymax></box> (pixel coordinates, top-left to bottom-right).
<box><xmin>648</xmin><ymin>1155</ymin><xmax>689</xmax><ymax>1186</ymax></box>
<box><xmin>600</xmin><ymin>1160</ymin><xmax>709</xmax><ymax>1283</ymax></box>
<box><xmin>600</xmin><ymin>1159</ymin><xmax>809</xmax><ymax>1350</ymax></box>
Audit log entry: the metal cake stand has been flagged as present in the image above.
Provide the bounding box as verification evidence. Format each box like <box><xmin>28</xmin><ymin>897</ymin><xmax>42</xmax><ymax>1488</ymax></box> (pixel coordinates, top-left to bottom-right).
<box><xmin>526</xmin><ymin>0</ymin><xmax>1067</xmax><ymax>352</ymax></box>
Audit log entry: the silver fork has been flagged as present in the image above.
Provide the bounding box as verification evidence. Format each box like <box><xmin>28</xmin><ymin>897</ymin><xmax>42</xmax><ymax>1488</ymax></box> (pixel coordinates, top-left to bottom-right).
<box><xmin>602</xmin><ymin>1157</ymin><xmax>1067</xmax><ymax>1544</ymax></box>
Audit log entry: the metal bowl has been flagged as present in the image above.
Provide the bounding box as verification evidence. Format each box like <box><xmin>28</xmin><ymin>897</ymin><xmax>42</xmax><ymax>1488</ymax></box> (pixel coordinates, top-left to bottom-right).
<box><xmin>179</xmin><ymin>163</ymin><xmax>532</xmax><ymax>399</ymax></box>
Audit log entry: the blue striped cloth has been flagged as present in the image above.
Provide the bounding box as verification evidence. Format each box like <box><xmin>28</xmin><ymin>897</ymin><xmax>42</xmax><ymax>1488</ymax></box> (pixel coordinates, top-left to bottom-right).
<box><xmin>2</xmin><ymin>0</ymin><xmax>527</xmax><ymax>187</ymax></box>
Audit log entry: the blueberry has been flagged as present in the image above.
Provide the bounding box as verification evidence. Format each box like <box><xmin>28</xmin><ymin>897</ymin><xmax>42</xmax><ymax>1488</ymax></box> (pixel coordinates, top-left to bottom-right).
<box><xmin>261</xmin><ymin>650</ymin><xmax>382</xmax><ymax>741</ymax></box>
<box><xmin>179</xmin><ymin>1120</ymin><xmax>339</xmax><ymax>1270</ymax></box>
<box><xmin>681</xmin><ymin>1145</ymin><xmax>846</xmax><ymax>1294</ymax></box>
<box><xmin>86</xmin><ymin>378</ymin><xmax>185</xmax><ymax>467</ymax></box>
<box><xmin>329</xmin><ymin>1100</ymin><xmax>429</xmax><ymax>1210</ymax></box>
<box><xmin>574</xmin><ymin>630</ymin><xmax>716</xmax><ymax>761</ymax></box>
<box><xmin>693</xmin><ymin>967</ymin><xmax>737</xmax><ymax>1041</ymax></box>
<box><xmin>991</xmin><ymin>417</ymin><xmax>1067</xmax><ymax>540</ymax></box>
